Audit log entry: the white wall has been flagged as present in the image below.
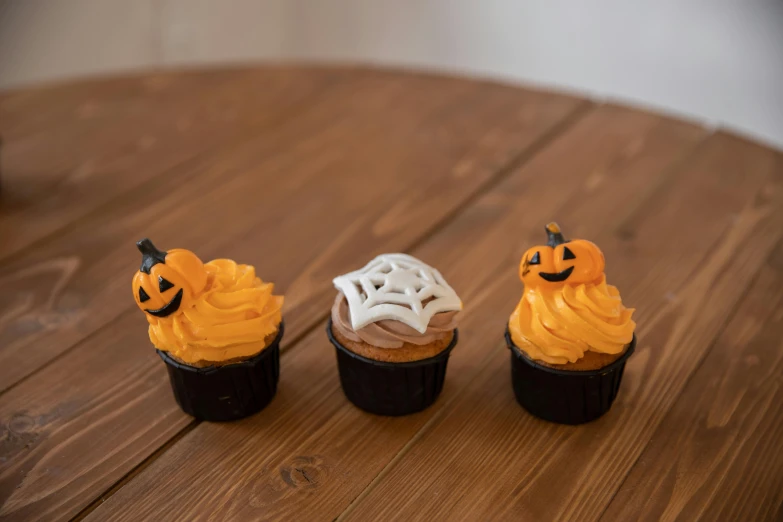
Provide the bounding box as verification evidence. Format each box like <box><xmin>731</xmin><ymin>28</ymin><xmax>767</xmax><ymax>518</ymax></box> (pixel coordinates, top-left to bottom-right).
<box><xmin>2</xmin><ymin>0</ymin><xmax>782</xmax><ymax>149</ymax></box>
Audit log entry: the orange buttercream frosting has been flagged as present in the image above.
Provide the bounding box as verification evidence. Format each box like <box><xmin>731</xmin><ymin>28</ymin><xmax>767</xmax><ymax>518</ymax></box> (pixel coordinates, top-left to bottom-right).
<box><xmin>132</xmin><ymin>240</ymin><xmax>283</xmax><ymax>364</ymax></box>
<box><xmin>508</xmin><ymin>223</ymin><xmax>635</xmax><ymax>365</ymax></box>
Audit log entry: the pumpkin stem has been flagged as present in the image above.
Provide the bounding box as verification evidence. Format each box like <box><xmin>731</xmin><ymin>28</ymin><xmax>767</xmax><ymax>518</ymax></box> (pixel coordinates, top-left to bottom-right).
<box><xmin>545</xmin><ymin>222</ymin><xmax>567</xmax><ymax>247</ymax></box>
<box><xmin>137</xmin><ymin>238</ymin><xmax>167</xmax><ymax>274</ymax></box>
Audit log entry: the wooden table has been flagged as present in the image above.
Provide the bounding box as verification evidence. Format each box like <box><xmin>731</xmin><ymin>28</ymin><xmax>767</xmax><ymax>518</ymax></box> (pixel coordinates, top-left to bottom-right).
<box><xmin>1</xmin><ymin>66</ymin><xmax>781</xmax><ymax>522</ymax></box>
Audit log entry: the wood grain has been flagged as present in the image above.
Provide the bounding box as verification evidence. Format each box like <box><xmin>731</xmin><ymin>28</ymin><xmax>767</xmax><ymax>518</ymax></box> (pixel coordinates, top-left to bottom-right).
<box><xmin>0</xmin><ymin>315</ymin><xmax>189</xmax><ymax>522</ymax></box>
<box><xmin>0</xmin><ymin>67</ymin><xmax>346</xmax><ymax>261</ymax></box>
<box><xmin>0</xmin><ymin>71</ymin><xmax>584</xmax><ymax>393</ymax></box>
<box><xmin>342</xmin><ymin>134</ymin><xmax>783</xmax><ymax>522</ymax></box>
<box><xmin>0</xmin><ymin>72</ymin><xmax>584</xmax><ymax>522</ymax></box>
<box><xmin>84</xmin><ymin>106</ymin><xmax>709</xmax><ymax>521</ymax></box>
<box><xmin>600</xmin><ymin>242</ymin><xmax>783</xmax><ymax>522</ymax></box>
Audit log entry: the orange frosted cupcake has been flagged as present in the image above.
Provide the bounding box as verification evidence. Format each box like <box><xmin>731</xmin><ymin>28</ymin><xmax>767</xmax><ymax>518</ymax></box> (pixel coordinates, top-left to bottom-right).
<box><xmin>132</xmin><ymin>239</ymin><xmax>284</xmax><ymax>421</ymax></box>
<box><xmin>506</xmin><ymin>223</ymin><xmax>636</xmax><ymax>424</ymax></box>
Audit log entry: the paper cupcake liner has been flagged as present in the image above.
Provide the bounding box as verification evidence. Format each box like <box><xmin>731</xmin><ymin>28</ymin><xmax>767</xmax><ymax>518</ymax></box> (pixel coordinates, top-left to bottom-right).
<box><xmin>326</xmin><ymin>318</ymin><xmax>458</xmax><ymax>416</ymax></box>
<box><xmin>505</xmin><ymin>328</ymin><xmax>636</xmax><ymax>425</ymax></box>
<box><xmin>157</xmin><ymin>321</ymin><xmax>284</xmax><ymax>422</ymax></box>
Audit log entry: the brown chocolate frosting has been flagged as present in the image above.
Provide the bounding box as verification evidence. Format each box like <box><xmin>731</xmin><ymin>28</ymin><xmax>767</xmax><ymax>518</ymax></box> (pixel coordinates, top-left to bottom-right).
<box><xmin>331</xmin><ymin>293</ymin><xmax>459</xmax><ymax>349</ymax></box>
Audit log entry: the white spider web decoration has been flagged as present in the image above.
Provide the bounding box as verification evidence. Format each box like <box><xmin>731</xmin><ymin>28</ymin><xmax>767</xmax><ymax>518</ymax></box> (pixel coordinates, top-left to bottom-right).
<box><xmin>333</xmin><ymin>253</ymin><xmax>462</xmax><ymax>334</ymax></box>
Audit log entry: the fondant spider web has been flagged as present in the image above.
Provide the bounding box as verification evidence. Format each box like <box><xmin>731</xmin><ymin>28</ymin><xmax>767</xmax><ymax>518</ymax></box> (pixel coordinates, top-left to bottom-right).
<box><xmin>333</xmin><ymin>253</ymin><xmax>462</xmax><ymax>333</ymax></box>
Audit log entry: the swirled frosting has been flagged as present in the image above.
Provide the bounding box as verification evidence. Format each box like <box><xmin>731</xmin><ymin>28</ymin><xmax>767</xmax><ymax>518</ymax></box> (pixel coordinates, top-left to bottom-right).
<box><xmin>331</xmin><ymin>293</ymin><xmax>458</xmax><ymax>349</ymax></box>
<box><xmin>147</xmin><ymin>259</ymin><xmax>283</xmax><ymax>363</ymax></box>
<box><xmin>509</xmin><ymin>274</ymin><xmax>635</xmax><ymax>365</ymax></box>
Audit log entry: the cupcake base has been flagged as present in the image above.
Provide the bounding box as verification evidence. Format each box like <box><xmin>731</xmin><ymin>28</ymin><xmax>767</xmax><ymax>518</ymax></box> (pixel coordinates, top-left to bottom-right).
<box><xmin>327</xmin><ymin>318</ymin><xmax>458</xmax><ymax>416</ymax></box>
<box><xmin>505</xmin><ymin>328</ymin><xmax>636</xmax><ymax>425</ymax></box>
<box><xmin>158</xmin><ymin>322</ymin><xmax>284</xmax><ymax>422</ymax></box>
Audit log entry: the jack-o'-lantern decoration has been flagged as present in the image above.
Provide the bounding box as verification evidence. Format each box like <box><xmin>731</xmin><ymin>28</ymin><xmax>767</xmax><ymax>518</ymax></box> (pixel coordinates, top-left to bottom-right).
<box><xmin>132</xmin><ymin>239</ymin><xmax>208</xmax><ymax>318</ymax></box>
<box><xmin>519</xmin><ymin>223</ymin><xmax>604</xmax><ymax>288</ymax></box>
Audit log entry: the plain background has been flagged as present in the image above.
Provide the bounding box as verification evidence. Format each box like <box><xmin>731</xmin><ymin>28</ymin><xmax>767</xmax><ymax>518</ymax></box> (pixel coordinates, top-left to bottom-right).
<box><xmin>1</xmin><ymin>0</ymin><xmax>782</xmax><ymax>149</ymax></box>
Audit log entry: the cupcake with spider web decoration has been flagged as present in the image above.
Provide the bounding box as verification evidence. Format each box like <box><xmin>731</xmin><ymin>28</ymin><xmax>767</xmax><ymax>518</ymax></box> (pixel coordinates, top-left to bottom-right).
<box><xmin>327</xmin><ymin>253</ymin><xmax>462</xmax><ymax>416</ymax></box>
<box><xmin>506</xmin><ymin>223</ymin><xmax>636</xmax><ymax>424</ymax></box>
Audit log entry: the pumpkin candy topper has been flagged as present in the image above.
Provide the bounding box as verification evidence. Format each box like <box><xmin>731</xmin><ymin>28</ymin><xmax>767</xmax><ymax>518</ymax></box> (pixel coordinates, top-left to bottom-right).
<box><xmin>520</xmin><ymin>223</ymin><xmax>605</xmax><ymax>288</ymax></box>
<box><xmin>509</xmin><ymin>223</ymin><xmax>635</xmax><ymax>365</ymax></box>
<box><xmin>132</xmin><ymin>239</ymin><xmax>208</xmax><ymax>318</ymax></box>
<box><xmin>132</xmin><ymin>239</ymin><xmax>284</xmax><ymax>364</ymax></box>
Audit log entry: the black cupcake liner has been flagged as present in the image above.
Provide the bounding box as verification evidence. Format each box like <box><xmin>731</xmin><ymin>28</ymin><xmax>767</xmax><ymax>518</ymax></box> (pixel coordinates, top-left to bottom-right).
<box><xmin>157</xmin><ymin>322</ymin><xmax>284</xmax><ymax>422</ymax></box>
<box><xmin>326</xmin><ymin>318</ymin><xmax>458</xmax><ymax>416</ymax></box>
<box><xmin>505</xmin><ymin>328</ymin><xmax>636</xmax><ymax>425</ymax></box>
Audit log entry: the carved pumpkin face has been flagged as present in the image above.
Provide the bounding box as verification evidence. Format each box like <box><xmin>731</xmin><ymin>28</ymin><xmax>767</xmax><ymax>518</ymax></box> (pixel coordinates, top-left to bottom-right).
<box><xmin>132</xmin><ymin>239</ymin><xmax>208</xmax><ymax>318</ymax></box>
<box><xmin>519</xmin><ymin>223</ymin><xmax>605</xmax><ymax>289</ymax></box>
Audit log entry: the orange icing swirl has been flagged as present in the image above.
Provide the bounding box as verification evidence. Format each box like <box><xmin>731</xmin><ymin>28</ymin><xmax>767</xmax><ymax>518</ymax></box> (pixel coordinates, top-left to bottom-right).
<box><xmin>508</xmin><ymin>275</ymin><xmax>635</xmax><ymax>365</ymax></box>
<box><xmin>147</xmin><ymin>259</ymin><xmax>283</xmax><ymax>364</ymax></box>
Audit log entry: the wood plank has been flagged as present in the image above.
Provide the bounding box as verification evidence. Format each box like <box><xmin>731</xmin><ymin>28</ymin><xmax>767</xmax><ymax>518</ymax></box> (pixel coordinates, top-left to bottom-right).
<box><xmin>0</xmin><ymin>68</ymin><xmax>313</xmax><ymax>141</ymax></box>
<box><xmin>0</xmin><ymin>72</ymin><xmax>581</xmax><ymax>392</ymax></box>
<box><xmin>0</xmin><ymin>67</ymin><xmax>348</xmax><ymax>261</ymax></box>
<box><xmin>0</xmin><ymin>317</ymin><xmax>189</xmax><ymax>522</ymax></box>
<box><xmin>600</xmin><ymin>242</ymin><xmax>783</xmax><ymax>522</ymax></box>
<box><xmin>83</xmin><ymin>107</ymin><xmax>709</xmax><ymax>521</ymax></box>
<box><xmin>341</xmin><ymin>134</ymin><xmax>783</xmax><ymax>521</ymax></box>
<box><xmin>0</xmin><ymin>76</ymin><xmax>585</xmax><ymax>522</ymax></box>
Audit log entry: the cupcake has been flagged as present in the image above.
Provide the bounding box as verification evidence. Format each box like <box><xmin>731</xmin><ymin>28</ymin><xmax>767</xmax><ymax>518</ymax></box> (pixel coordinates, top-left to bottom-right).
<box><xmin>327</xmin><ymin>253</ymin><xmax>462</xmax><ymax>416</ymax></box>
<box><xmin>131</xmin><ymin>239</ymin><xmax>284</xmax><ymax>421</ymax></box>
<box><xmin>506</xmin><ymin>223</ymin><xmax>636</xmax><ymax>424</ymax></box>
